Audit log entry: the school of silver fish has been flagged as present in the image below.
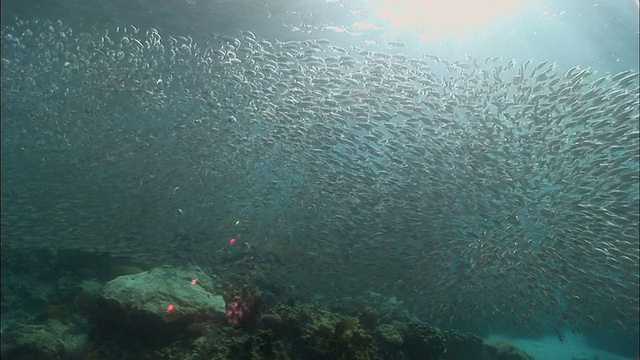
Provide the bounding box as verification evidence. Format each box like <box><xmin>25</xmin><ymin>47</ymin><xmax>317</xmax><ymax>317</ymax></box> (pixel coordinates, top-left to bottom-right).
<box><xmin>1</xmin><ymin>18</ymin><xmax>638</xmax><ymax>336</ymax></box>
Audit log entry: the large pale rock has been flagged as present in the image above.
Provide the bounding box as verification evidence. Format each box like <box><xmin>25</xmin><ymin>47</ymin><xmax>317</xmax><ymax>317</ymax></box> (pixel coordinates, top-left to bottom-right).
<box><xmin>98</xmin><ymin>265</ymin><xmax>226</xmax><ymax>339</ymax></box>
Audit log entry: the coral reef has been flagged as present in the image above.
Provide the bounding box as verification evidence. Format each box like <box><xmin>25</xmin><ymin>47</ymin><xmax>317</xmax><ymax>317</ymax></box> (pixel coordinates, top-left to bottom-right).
<box><xmin>442</xmin><ymin>330</ymin><xmax>485</xmax><ymax>360</ymax></box>
<box><xmin>404</xmin><ymin>322</ymin><xmax>447</xmax><ymax>359</ymax></box>
<box><xmin>1</xmin><ymin>250</ymin><xmax>537</xmax><ymax>360</ymax></box>
<box><xmin>1</xmin><ymin>320</ymin><xmax>87</xmax><ymax>360</ymax></box>
<box><xmin>484</xmin><ymin>341</ymin><xmax>535</xmax><ymax>360</ymax></box>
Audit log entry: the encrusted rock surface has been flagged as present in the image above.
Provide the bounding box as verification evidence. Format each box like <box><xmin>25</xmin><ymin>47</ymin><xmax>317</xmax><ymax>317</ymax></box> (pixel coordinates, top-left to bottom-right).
<box><xmin>98</xmin><ymin>265</ymin><xmax>226</xmax><ymax>338</ymax></box>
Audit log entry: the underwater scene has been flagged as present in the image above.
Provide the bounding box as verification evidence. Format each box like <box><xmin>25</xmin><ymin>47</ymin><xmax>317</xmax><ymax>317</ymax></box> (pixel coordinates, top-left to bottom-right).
<box><xmin>1</xmin><ymin>0</ymin><xmax>638</xmax><ymax>359</ymax></box>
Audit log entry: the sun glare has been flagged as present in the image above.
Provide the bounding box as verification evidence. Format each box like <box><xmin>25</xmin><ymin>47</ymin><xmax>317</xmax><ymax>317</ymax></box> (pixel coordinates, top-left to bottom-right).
<box><xmin>365</xmin><ymin>0</ymin><xmax>534</xmax><ymax>40</ymax></box>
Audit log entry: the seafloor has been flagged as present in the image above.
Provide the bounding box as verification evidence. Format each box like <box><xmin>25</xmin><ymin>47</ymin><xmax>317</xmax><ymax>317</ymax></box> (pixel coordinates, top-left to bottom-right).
<box><xmin>1</xmin><ymin>248</ymin><xmax>534</xmax><ymax>360</ymax></box>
